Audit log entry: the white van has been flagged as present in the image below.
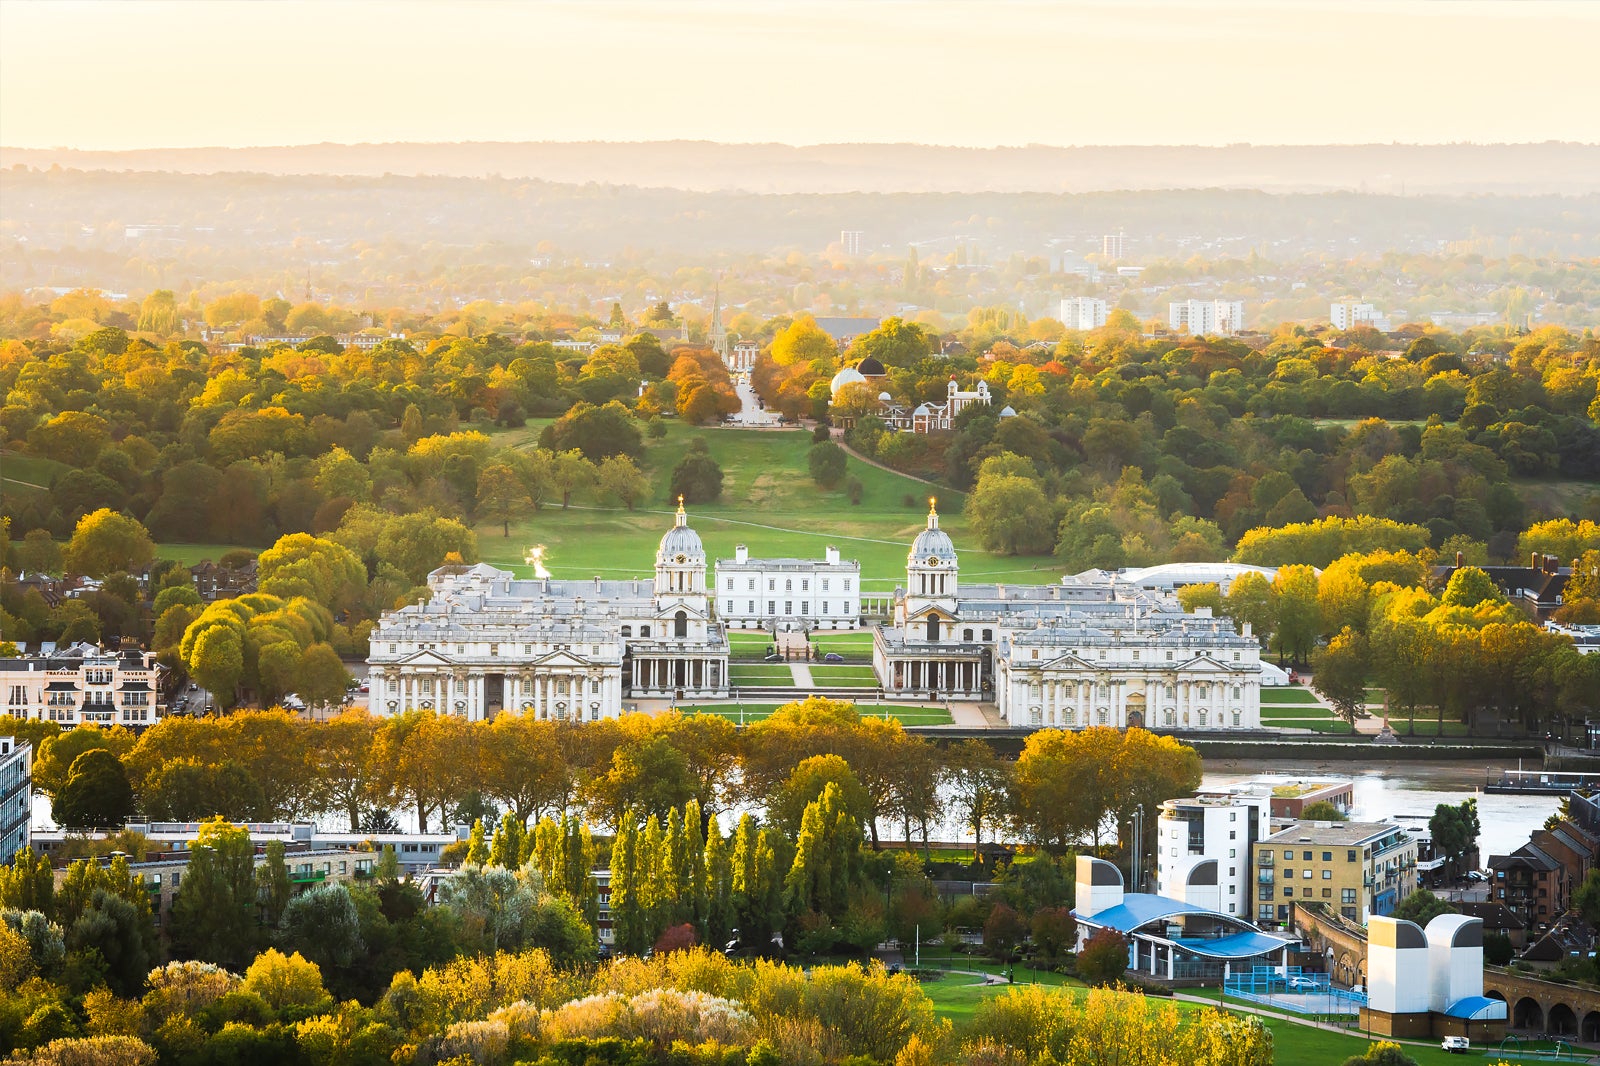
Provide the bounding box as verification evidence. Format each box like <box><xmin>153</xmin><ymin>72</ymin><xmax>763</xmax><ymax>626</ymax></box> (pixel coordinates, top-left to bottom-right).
<box><xmin>1441</xmin><ymin>1036</ymin><xmax>1469</xmax><ymax>1053</ymax></box>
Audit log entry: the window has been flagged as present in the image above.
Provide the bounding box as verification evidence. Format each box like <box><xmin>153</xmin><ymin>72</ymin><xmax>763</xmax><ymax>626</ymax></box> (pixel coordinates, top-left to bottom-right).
<box><xmin>1282</xmin><ymin>887</ymin><xmax>1292</xmax><ymax>898</ymax></box>
<box><xmin>800</xmin><ymin>602</ymin><xmax>809</xmax><ymax>616</ymax></box>
<box><xmin>1347</xmin><ymin>850</ymin><xmax>1357</xmax><ymax>862</ymax></box>
<box><xmin>726</xmin><ymin>578</ymin><xmax>733</xmax><ymax>589</ymax></box>
<box><xmin>726</xmin><ymin>601</ymin><xmax>734</xmax><ymax>613</ymax></box>
<box><xmin>419</xmin><ymin>678</ymin><xmax>434</xmax><ymax>695</ymax></box>
<box><xmin>748</xmin><ymin>601</ymin><xmax>755</xmax><ymax>613</ymax></box>
<box><xmin>1322</xmin><ymin>852</ymin><xmax>1332</xmax><ymax>862</ymax></box>
<box><xmin>785</xmin><ymin>601</ymin><xmax>792</xmax><ymax>615</ymax></box>
<box><xmin>1284</xmin><ymin>869</ymin><xmax>1294</xmax><ymax>879</ymax></box>
<box><xmin>768</xmin><ymin>579</ymin><xmax>775</xmax><ymax>591</ymax></box>
<box><xmin>1229</xmin><ymin>848</ymin><xmax>1236</xmax><ymax>858</ymax></box>
<box><xmin>1233</xmin><ymin>652</ymin><xmax>1241</xmax><ymax>662</ymax></box>
<box><xmin>1303</xmin><ymin>870</ymin><xmax>1313</xmax><ymax>880</ymax></box>
<box><xmin>1342</xmin><ymin>888</ymin><xmax>1357</xmax><ymax>904</ymax></box>
<box><xmin>802</xmin><ymin>580</ymin><xmax>809</xmax><ymax>591</ymax></box>
<box><xmin>621</xmin><ymin>626</ymin><xmax>632</xmax><ymax>637</ymax></box>
<box><xmin>1283</xmin><ymin>850</ymin><xmax>1293</xmax><ymax>860</ymax></box>
<box><xmin>1342</xmin><ymin>906</ymin><xmax>1358</xmax><ymax>921</ymax></box>
<box><xmin>1322</xmin><ymin>870</ymin><xmax>1332</xmax><ymax>880</ymax></box>
<box><xmin>982</xmin><ymin>629</ymin><xmax>992</xmax><ymax>641</ymax></box>
<box><xmin>1322</xmin><ymin>888</ymin><xmax>1332</xmax><ymax>898</ymax></box>
<box><xmin>963</xmin><ymin>629</ymin><xmax>973</xmax><ymax>641</ymax></box>
<box><xmin>767</xmin><ymin>601</ymin><xmax>775</xmax><ymax>614</ymax></box>
<box><xmin>640</xmin><ymin>626</ymin><xmax>650</xmax><ymax>637</ymax></box>
<box><xmin>1303</xmin><ymin>851</ymin><xmax>1313</xmax><ymax>861</ymax></box>
<box><xmin>822</xmin><ymin>579</ymin><xmax>830</xmax><ymax>591</ymax></box>
<box><xmin>1303</xmin><ymin>888</ymin><xmax>1312</xmax><ymax>897</ymax></box>
<box><xmin>489</xmin><ymin>644</ymin><xmax>499</xmax><ymax>656</ymax></box>
<box><xmin>1166</xmin><ymin>651</ymin><xmax>1174</xmax><ymax>661</ymax></box>
<box><xmin>1230</xmin><ymin>812</ymin><xmax>1237</xmax><ymax>822</ymax></box>
<box><xmin>785</xmin><ymin>579</ymin><xmax>792</xmax><ymax>592</ymax></box>
<box><xmin>844</xmin><ymin>579</ymin><xmax>851</xmax><ymax>591</ymax></box>
<box><xmin>748</xmin><ymin>579</ymin><xmax>755</xmax><ymax>590</ymax></box>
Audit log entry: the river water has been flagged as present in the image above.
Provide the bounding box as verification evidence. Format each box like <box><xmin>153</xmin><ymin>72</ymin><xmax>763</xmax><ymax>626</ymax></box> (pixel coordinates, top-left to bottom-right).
<box><xmin>1201</xmin><ymin>758</ymin><xmax>1557</xmax><ymax>862</ymax></box>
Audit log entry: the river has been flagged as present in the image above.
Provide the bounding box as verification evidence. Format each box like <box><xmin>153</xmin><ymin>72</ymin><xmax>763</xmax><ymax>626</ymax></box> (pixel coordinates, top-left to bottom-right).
<box><xmin>1201</xmin><ymin>758</ymin><xmax>1558</xmax><ymax>862</ymax></box>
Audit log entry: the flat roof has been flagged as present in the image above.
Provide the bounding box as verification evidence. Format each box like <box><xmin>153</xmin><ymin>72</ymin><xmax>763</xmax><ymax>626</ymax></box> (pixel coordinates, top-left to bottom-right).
<box><xmin>1259</xmin><ymin>821</ymin><xmax>1408</xmax><ymax>847</ymax></box>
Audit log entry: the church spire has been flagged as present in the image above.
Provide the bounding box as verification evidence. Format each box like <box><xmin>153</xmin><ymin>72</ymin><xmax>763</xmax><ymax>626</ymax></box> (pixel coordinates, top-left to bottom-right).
<box><xmin>709</xmin><ymin>275</ymin><xmax>728</xmax><ymax>360</ymax></box>
<box><xmin>927</xmin><ymin>497</ymin><xmax>939</xmax><ymax>529</ymax></box>
<box><xmin>676</xmin><ymin>495</ymin><xmax>687</xmax><ymax>526</ymax></box>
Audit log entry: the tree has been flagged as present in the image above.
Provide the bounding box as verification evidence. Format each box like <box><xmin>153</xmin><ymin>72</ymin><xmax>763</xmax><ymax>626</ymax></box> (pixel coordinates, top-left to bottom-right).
<box><xmin>770</xmin><ymin>316</ymin><xmax>839</xmax><ymax>369</ymax></box>
<box><xmin>1222</xmin><ymin>571</ymin><xmax>1277</xmax><ymax>646</ymax></box>
<box><xmin>1301</xmin><ymin>800</ymin><xmax>1348</xmax><ymax>821</ymax></box>
<box><xmin>33</xmin><ymin>726</ymin><xmax>134</xmax><ymax>801</ymax></box>
<box><xmin>548</xmin><ymin>449</ymin><xmax>596</xmax><ymax>509</ymax></box>
<box><xmin>170</xmin><ymin>819</ymin><xmax>260</xmax><ymax>970</ymax></box>
<box><xmin>68</xmin><ymin>889</ymin><xmax>155</xmax><ymax>998</ymax></box>
<box><xmin>279</xmin><ymin>883</ymin><xmax>365</xmax><ymax>972</ymax></box>
<box><xmin>1314</xmin><ymin>628</ymin><xmax>1371</xmax><ymax>723</ymax></box>
<box><xmin>1429</xmin><ymin>799</ymin><xmax>1481</xmax><ymax>877</ymax></box>
<box><xmin>62</xmin><ymin>510</ymin><xmax>154</xmax><ymax>579</ymax></box>
<box><xmin>970</xmin><ymin>474</ymin><xmax>1055</xmax><ymax>555</ymax></box>
<box><xmin>538</xmin><ymin>400</ymin><xmax>643</xmax><ymax>462</ymax></box>
<box><xmin>1076</xmin><ymin>928</ymin><xmax>1129</xmax><ymax>984</ymax></box>
<box><xmin>1011</xmin><ymin>727</ymin><xmax>1199</xmax><ymax>851</ymax></box>
<box><xmin>297</xmin><ymin>642</ymin><xmax>350</xmax><ymax>710</ymax></box>
<box><xmin>1271</xmin><ymin>564</ymin><xmax>1323</xmax><ymax>665</ymax></box>
<box><xmin>784</xmin><ymin>782</ymin><xmax>865</xmax><ymax>922</ymax></box>
<box><xmin>1573</xmin><ymin>868</ymin><xmax>1600</xmax><ymax>930</ymax></box>
<box><xmin>670</xmin><ymin>439</ymin><xmax>724</xmax><ymax>504</ymax></box>
<box><xmin>1441</xmin><ymin>566</ymin><xmax>1505</xmax><ymax>609</ymax></box>
<box><xmin>53</xmin><ymin>750</ymin><xmax>134</xmax><ymax>829</ymax></box>
<box><xmin>241</xmin><ymin>948</ymin><xmax>333</xmax><ymax>1014</ymax></box>
<box><xmin>1390</xmin><ymin>890</ymin><xmax>1456</xmax><ymax>927</ymax></box>
<box><xmin>982</xmin><ymin>902</ymin><xmax>1027</xmax><ymax>960</ymax></box>
<box><xmin>807</xmin><ymin>441</ymin><xmax>848</xmax><ymax>489</ymax></box>
<box><xmin>945</xmin><ymin>740</ymin><xmax>1008</xmax><ymax>860</ymax></box>
<box><xmin>1030</xmin><ymin>906</ymin><xmax>1077</xmax><ymax>962</ymax></box>
<box><xmin>596</xmin><ymin>454</ymin><xmax>650</xmax><ymax>511</ymax></box>
<box><xmin>188</xmin><ymin>624</ymin><xmax>244</xmax><ymax>707</ymax></box>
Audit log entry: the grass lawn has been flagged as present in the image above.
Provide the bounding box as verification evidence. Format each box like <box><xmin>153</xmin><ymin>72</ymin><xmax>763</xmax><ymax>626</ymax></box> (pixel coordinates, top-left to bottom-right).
<box><xmin>1259</xmin><ymin>688</ymin><xmax>1323</xmax><ymax>705</ymax></box>
<box><xmin>474</xmin><ymin>423</ymin><xmax>1061</xmax><ymax>589</ymax></box>
<box><xmin>806</xmin><ymin>665</ymin><xmax>881</xmax><ymax>687</ymax></box>
<box><xmin>1389</xmin><ymin>718</ymin><xmax>1473</xmax><ymax>738</ymax></box>
<box><xmin>727</xmin><ymin>632</ymin><xmax>777</xmax><ymax>661</ymax></box>
<box><xmin>727</xmin><ymin>666</ymin><xmax>796</xmax><ymax>686</ymax></box>
<box><xmin>156</xmin><ymin>543</ymin><xmax>259</xmax><ymax>565</ymax></box>
<box><xmin>680</xmin><ymin>702</ymin><xmax>954</xmax><ymax>725</ymax></box>
<box><xmin>1271</xmin><ymin>719</ymin><xmax>1356</xmax><ymax>734</ymax></box>
<box><xmin>0</xmin><ymin>451</ymin><xmax>69</xmax><ymax>490</ymax></box>
<box><xmin>807</xmin><ymin>631</ymin><xmax>875</xmax><ymax>657</ymax></box>
<box><xmin>1259</xmin><ymin>704</ymin><xmax>1335</xmax><ymax>717</ymax></box>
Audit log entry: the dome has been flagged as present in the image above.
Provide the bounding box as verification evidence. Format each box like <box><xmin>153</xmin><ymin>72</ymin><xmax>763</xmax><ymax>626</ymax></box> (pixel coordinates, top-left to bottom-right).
<box><xmin>856</xmin><ymin>356</ymin><xmax>887</xmax><ymax>377</ymax></box>
<box><xmin>829</xmin><ymin>365</ymin><xmax>867</xmax><ymax>398</ymax></box>
<box><xmin>878</xmin><ymin>391</ymin><xmax>893</xmax><ymax>402</ymax></box>
<box><xmin>909</xmin><ymin>500</ymin><xmax>958</xmax><ymax>565</ymax></box>
<box><xmin>658</xmin><ymin>498</ymin><xmax>705</xmax><ymax>562</ymax></box>
<box><xmin>998</xmin><ymin>405</ymin><xmax>1017</xmax><ymax>418</ymax></box>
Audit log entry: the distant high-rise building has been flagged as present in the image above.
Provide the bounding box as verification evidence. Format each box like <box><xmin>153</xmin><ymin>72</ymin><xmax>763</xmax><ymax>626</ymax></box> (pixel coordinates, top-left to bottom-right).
<box><xmin>1330</xmin><ymin>302</ymin><xmax>1387</xmax><ymax>330</ymax></box>
<box><xmin>1170</xmin><ymin>299</ymin><xmax>1245</xmax><ymax>336</ymax></box>
<box><xmin>1102</xmin><ymin>232</ymin><xmax>1126</xmax><ymax>260</ymax></box>
<box><xmin>1058</xmin><ymin>297</ymin><xmax>1109</xmax><ymax>331</ymax></box>
<box><xmin>840</xmin><ymin>230</ymin><xmax>864</xmax><ymax>256</ymax></box>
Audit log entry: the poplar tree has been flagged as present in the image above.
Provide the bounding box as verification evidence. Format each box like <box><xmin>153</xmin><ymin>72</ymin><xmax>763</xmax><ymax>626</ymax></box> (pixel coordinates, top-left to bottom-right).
<box><xmin>730</xmin><ymin>813</ymin><xmax>760</xmax><ymax>935</ymax></box>
<box><xmin>608</xmin><ymin>816</ymin><xmax>642</xmax><ymax>953</ymax></box>
<box><xmin>704</xmin><ymin>824</ymin><xmax>734</xmax><ymax>946</ymax></box>
<box><xmin>638</xmin><ymin>814</ymin><xmax>667</xmax><ymax>945</ymax></box>
<box><xmin>464</xmin><ymin>819</ymin><xmax>489</xmax><ymax>866</ymax></box>
<box><xmin>683</xmin><ymin>800</ymin><xmax>708</xmax><ymax>935</ymax></box>
<box><xmin>488</xmin><ymin>811</ymin><xmax>523</xmax><ymax>870</ymax></box>
<box><xmin>785</xmin><ymin>782</ymin><xmax>864</xmax><ymax>921</ymax></box>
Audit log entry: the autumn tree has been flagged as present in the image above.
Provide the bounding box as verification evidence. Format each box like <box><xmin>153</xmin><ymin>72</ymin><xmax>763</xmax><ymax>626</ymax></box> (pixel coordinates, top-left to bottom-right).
<box><xmin>62</xmin><ymin>509</ymin><xmax>154</xmax><ymax>579</ymax></box>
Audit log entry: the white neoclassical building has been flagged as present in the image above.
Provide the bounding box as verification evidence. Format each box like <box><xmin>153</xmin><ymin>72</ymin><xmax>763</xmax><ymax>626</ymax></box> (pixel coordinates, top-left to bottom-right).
<box><xmin>874</xmin><ymin>503</ymin><xmax>1263</xmax><ymax>731</ymax></box>
<box><xmin>367</xmin><ymin>502</ymin><xmax>729</xmax><ymax>719</ymax></box>
<box><xmin>713</xmin><ymin>544</ymin><xmax>861</xmax><ymax>631</ymax></box>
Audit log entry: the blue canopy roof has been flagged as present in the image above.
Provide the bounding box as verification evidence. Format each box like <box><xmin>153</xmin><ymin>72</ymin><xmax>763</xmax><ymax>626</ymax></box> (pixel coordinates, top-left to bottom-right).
<box><xmin>1444</xmin><ymin>996</ymin><xmax>1508</xmax><ymax>1020</ymax></box>
<box><xmin>1171</xmin><ymin>931</ymin><xmax>1292</xmax><ymax>960</ymax></box>
<box><xmin>1076</xmin><ymin>894</ymin><xmax>1213</xmax><ymax>933</ymax></box>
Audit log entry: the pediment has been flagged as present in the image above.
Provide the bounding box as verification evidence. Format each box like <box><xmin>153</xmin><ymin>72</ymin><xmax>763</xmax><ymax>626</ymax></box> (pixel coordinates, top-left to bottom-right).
<box><xmin>395</xmin><ymin>649</ymin><xmax>454</xmax><ymax>667</ymax></box>
<box><xmin>529</xmin><ymin>650</ymin><xmax>593</xmax><ymax>669</ymax></box>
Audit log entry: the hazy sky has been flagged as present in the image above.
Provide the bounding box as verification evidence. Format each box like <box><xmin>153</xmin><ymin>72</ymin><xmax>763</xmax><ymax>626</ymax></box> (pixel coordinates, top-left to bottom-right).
<box><xmin>3</xmin><ymin>0</ymin><xmax>1597</xmax><ymax>149</ymax></box>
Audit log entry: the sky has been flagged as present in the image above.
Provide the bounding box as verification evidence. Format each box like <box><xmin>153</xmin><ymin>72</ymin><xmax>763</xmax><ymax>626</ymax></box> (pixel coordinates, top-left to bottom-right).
<box><xmin>2</xmin><ymin>0</ymin><xmax>1597</xmax><ymax>150</ymax></box>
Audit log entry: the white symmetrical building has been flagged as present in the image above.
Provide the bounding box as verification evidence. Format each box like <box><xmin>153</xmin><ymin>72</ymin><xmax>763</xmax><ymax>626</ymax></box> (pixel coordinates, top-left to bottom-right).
<box><xmin>714</xmin><ymin>544</ymin><xmax>861</xmax><ymax>631</ymax></box>
<box><xmin>1156</xmin><ymin>789</ymin><xmax>1271</xmax><ymax>917</ymax></box>
<box><xmin>1170</xmin><ymin>299</ymin><xmax>1245</xmax><ymax>336</ymax></box>
<box><xmin>912</xmin><ymin>377</ymin><xmax>992</xmax><ymax>432</ymax></box>
<box><xmin>367</xmin><ymin>502</ymin><xmax>730</xmax><ymax>718</ymax></box>
<box><xmin>1</xmin><ymin>646</ymin><xmax>165</xmax><ymax>728</ymax></box>
<box><xmin>1059</xmin><ymin>297</ymin><xmax>1109</xmax><ymax>331</ymax></box>
<box><xmin>727</xmin><ymin>341</ymin><xmax>758</xmax><ymax>373</ymax></box>
<box><xmin>874</xmin><ymin>504</ymin><xmax>1264</xmax><ymax>730</ymax></box>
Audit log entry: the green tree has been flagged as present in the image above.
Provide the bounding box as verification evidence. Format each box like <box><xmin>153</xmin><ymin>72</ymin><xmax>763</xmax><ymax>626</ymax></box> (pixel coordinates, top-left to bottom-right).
<box><xmin>53</xmin><ymin>749</ymin><xmax>134</xmax><ymax>829</ymax></box>
<box><xmin>1271</xmin><ymin>564</ymin><xmax>1323</xmax><ymax>665</ymax></box>
<box><xmin>279</xmin><ymin>883</ymin><xmax>365</xmax><ymax>972</ymax></box>
<box><xmin>297</xmin><ymin>642</ymin><xmax>350</xmax><ymax>710</ymax></box>
<box><xmin>784</xmin><ymin>782</ymin><xmax>864</xmax><ymax>921</ymax></box>
<box><xmin>33</xmin><ymin>726</ymin><xmax>134</xmax><ymax>801</ymax></box>
<box><xmin>1441</xmin><ymin>566</ymin><xmax>1505</xmax><ymax>609</ymax></box>
<box><xmin>465</xmin><ymin>819</ymin><xmax>489</xmax><ymax>866</ymax></box>
<box><xmin>61</xmin><ymin>509</ymin><xmax>154</xmax><ymax>579</ymax></box>
<box><xmin>68</xmin><ymin>888</ymin><xmax>155</xmax><ymax>998</ymax></box>
<box><xmin>1313</xmin><ymin>628</ymin><xmax>1371</xmax><ymax>723</ymax></box>
<box><xmin>669</xmin><ymin>439</ymin><xmax>724</xmax><ymax>504</ymax></box>
<box><xmin>1391</xmin><ymin>890</ymin><xmax>1457</xmax><ymax>927</ymax></box>
<box><xmin>1301</xmin><ymin>800</ymin><xmax>1348</xmax><ymax>821</ymax></box>
<box><xmin>188</xmin><ymin>624</ymin><xmax>244</xmax><ymax>707</ymax></box>
<box><xmin>256</xmin><ymin>840</ymin><xmax>291</xmax><ymax>928</ymax></box>
<box><xmin>1429</xmin><ymin>799</ymin><xmax>1481</xmax><ymax>878</ymax></box>
<box><xmin>548</xmin><ymin>449</ymin><xmax>596</xmax><ymax>510</ymax></box>
<box><xmin>170</xmin><ymin>819</ymin><xmax>260</xmax><ymax>970</ymax></box>
<box><xmin>596</xmin><ymin>454</ymin><xmax>651</xmax><ymax>511</ymax></box>
<box><xmin>945</xmin><ymin>739</ymin><xmax>1008</xmax><ymax>860</ymax></box>
<box><xmin>970</xmin><ymin>474</ymin><xmax>1056</xmax><ymax>555</ymax></box>
<box><xmin>807</xmin><ymin>441</ymin><xmax>849</xmax><ymax>489</ymax></box>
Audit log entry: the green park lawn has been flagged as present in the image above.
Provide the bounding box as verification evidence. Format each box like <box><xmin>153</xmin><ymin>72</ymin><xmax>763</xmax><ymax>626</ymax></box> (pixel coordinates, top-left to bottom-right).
<box><xmin>1259</xmin><ymin>705</ymin><xmax>1335</xmax><ymax>719</ymax></box>
<box><xmin>472</xmin><ymin>423</ymin><xmax>1062</xmax><ymax>589</ymax></box>
<box><xmin>726</xmin><ymin>665</ymin><xmax>796</xmax><ymax>687</ymax></box>
<box><xmin>1259</xmin><ymin>687</ymin><xmax>1323</xmax><ymax>705</ymax></box>
<box><xmin>0</xmin><ymin>451</ymin><xmax>70</xmax><ymax>492</ymax></box>
<box><xmin>679</xmin><ymin>703</ymin><xmax>953</xmax><ymax>726</ymax></box>
<box><xmin>155</xmin><ymin>543</ymin><xmax>258</xmax><ymax>566</ymax></box>
<box><xmin>807</xmin><ymin>631</ymin><xmax>875</xmax><ymax>657</ymax></box>
<box><xmin>727</xmin><ymin>632</ymin><xmax>777</xmax><ymax>660</ymax></box>
<box><xmin>806</xmin><ymin>665</ymin><xmax>880</xmax><ymax>687</ymax></box>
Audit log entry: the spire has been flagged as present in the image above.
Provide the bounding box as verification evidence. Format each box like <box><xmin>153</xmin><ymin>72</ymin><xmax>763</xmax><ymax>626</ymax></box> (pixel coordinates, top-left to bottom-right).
<box><xmin>676</xmin><ymin>495</ymin><xmax>687</xmax><ymax>526</ymax></box>
<box><xmin>709</xmin><ymin>274</ymin><xmax>728</xmax><ymax>358</ymax></box>
<box><xmin>928</xmin><ymin>497</ymin><xmax>939</xmax><ymax>529</ymax></box>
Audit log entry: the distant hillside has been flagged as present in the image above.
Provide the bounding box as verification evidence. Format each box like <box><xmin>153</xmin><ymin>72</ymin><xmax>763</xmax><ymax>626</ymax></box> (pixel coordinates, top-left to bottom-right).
<box><xmin>3</xmin><ymin>141</ymin><xmax>1597</xmax><ymax>195</ymax></box>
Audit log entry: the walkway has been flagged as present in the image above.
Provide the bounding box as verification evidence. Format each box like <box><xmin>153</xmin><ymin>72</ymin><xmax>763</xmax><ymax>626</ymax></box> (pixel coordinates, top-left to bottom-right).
<box><xmin>834</xmin><ymin>436</ymin><xmax>962</xmax><ymax>495</ymax></box>
<box><xmin>789</xmin><ymin>662</ymin><xmax>814</xmax><ymax>687</ymax></box>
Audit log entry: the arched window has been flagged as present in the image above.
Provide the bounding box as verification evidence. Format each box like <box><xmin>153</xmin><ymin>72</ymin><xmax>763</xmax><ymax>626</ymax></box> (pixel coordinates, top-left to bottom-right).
<box><xmin>982</xmin><ymin>629</ymin><xmax>993</xmax><ymax>641</ymax></box>
<box><xmin>927</xmin><ymin>616</ymin><xmax>940</xmax><ymax>641</ymax></box>
<box><xmin>1232</xmin><ymin>686</ymin><xmax>1242</xmax><ymax>700</ymax></box>
<box><xmin>640</xmin><ymin>625</ymin><xmax>651</xmax><ymax>638</ymax></box>
<box><xmin>621</xmin><ymin>626</ymin><xmax>632</xmax><ymax>637</ymax></box>
<box><xmin>963</xmin><ymin>628</ymin><xmax>974</xmax><ymax>642</ymax></box>
<box><xmin>674</xmin><ymin>611</ymin><xmax>688</xmax><ymax>639</ymax></box>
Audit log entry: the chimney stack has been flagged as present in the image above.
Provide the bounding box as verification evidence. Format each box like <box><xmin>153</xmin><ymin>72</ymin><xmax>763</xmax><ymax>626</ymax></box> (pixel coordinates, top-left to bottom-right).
<box><xmin>1455</xmin><ymin>550</ymin><xmax>1463</xmax><ymax>567</ymax></box>
<box><xmin>1533</xmin><ymin>551</ymin><xmax>1541</xmax><ymax>570</ymax></box>
<box><xmin>735</xmin><ymin>544</ymin><xmax>749</xmax><ymax>564</ymax></box>
<box><xmin>825</xmin><ymin>546</ymin><xmax>839</xmax><ymax>565</ymax></box>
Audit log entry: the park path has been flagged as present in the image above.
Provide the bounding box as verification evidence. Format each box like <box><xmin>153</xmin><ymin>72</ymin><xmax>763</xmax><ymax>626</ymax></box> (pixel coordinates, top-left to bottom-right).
<box><xmin>789</xmin><ymin>662</ymin><xmax>814</xmax><ymax>687</ymax></box>
<box><xmin>833</xmin><ymin>436</ymin><xmax>963</xmax><ymax>496</ymax></box>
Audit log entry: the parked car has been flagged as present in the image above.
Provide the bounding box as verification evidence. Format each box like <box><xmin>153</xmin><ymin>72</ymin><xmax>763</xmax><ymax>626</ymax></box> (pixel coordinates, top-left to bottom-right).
<box><xmin>763</xmin><ymin>652</ymin><xmax>783</xmax><ymax>662</ymax></box>
<box><xmin>1285</xmin><ymin>976</ymin><xmax>1318</xmax><ymax>992</ymax></box>
<box><xmin>823</xmin><ymin>652</ymin><xmax>845</xmax><ymax>662</ymax></box>
<box><xmin>1441</xmin><ymin>1036</ymin><xmax>1469</xmax><ymax>1053</ymax></box>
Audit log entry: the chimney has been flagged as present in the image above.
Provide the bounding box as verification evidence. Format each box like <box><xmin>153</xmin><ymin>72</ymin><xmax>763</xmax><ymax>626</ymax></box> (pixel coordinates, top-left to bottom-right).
<box><xmin>736</xmin><ymin>544</ymin><xmax>749</xmax><ymax>564</ymax></box>
<box><xmin>825</xmin><ymin>546</ymin><xmax>839</xmax><ymax>565</ymax></box>
<box><xmin>1533</xmin><ymin>551</ymin><xmax>1541</xmax><ymax>570</ymax></box>
<box><xmin>595</xmin><ymin>575</ymin><xmax>602</xmax><ymax>592</ymax></box>
<box><xmin>1455</xmin><ymin>551</ymin><xmax>1463</xmax><ymax>567</ymax></box>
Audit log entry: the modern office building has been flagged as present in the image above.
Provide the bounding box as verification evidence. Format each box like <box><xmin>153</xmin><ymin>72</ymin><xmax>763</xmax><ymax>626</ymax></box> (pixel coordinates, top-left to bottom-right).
<box><xmin>0</xmin><ymin>737</ymin><xmax>31</xmax><ymax>860</ymax></box>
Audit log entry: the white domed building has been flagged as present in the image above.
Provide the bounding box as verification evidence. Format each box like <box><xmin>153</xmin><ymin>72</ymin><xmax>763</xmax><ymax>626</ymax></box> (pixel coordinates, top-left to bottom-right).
<box><xmin>367</xmin><ymin>500</ymin><xmax>729</xmax><ymax>720</ymax></box>
<box><xmin>874</xmin><ymin>501</ymin><xmax>1264</xmax><ymax>731</ymax></box>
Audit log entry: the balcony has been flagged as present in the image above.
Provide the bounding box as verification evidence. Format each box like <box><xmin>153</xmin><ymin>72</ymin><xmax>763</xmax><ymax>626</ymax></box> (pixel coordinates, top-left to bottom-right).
<box><xmin>1257</xmin><ymin>853</ymin><xmax>1273</xmax><ymax>867</ymax></box>
<box><xmin>1257</xmin><ymin>870</ymin><xmax>1274</xmax><ymax>884</ymax></box>
<box><xmin>291</xmin><ymin>869</ymin><xmax>327</xmax><ymax>885</ymax></box>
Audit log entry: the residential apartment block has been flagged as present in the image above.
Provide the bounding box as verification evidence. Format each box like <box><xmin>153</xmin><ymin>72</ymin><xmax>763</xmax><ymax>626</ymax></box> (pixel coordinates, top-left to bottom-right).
<box><xmin>1254</xmin><ymin>821</ymin><xmax>1418</xmax><ymax>926</ymax></box>
<box><xmin>1058</xmin><ymin>297</ymin><xmax>1108</xmax><ymax>331</ymax></box>
<box><xmin>1169</xmin><ymin>299</ymin><xmax>1245</xmax><ymax>336</ymax></box>
<box><xmin>0</xmin><ymin>737</ymin><xmax>31</xmax><ymax>859</ymax></box>
<box><xmin>1156</xmin><ymin>789</ymin><xmax>1270</xmax><ymax>916</ymax></box>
